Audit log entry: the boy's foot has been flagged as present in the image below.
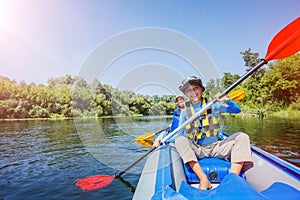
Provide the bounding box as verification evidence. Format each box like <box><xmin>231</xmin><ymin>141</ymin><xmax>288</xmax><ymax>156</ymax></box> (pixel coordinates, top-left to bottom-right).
<box><xmin>198</xmin><ymin>179</ymin><xmax>212</xmax><ymax>190</ymax></box>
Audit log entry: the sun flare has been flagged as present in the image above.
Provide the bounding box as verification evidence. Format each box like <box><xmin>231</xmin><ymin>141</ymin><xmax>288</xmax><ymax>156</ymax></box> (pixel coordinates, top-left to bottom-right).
<box><xmin>0</xmin><ymin>0</ymin><xmax>15</xmax><ymax>31</ymax></box>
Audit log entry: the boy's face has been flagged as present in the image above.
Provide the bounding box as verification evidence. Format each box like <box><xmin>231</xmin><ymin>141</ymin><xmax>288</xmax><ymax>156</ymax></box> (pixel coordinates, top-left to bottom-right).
<box><xmin>176</xmin><ymin>97</ymin><xmax>185</xmax><ymax>108</ymax></box>
<box><xmin>184</xmin><ymin>83</ymin><xmax>203</xmax><ymax>104</ymax></box>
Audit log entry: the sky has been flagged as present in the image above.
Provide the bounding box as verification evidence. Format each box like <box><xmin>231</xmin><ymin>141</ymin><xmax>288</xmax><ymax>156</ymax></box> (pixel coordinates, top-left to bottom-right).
<box><xmin>0</xmin><ymin>0</ymin><xmax>299</xmax><ymax>95</ymax></box>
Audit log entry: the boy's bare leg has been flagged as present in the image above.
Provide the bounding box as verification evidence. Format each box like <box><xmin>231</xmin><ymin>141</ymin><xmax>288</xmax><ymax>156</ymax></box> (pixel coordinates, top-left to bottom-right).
<box><xmin>230</xmin><ymin>162</ymin><xmax>244</xmax><ymax>175</ymax></box>
<box><xmin>188</xmin><ymin>161</ymin><xmax>212</xmax><ymax>190</ymax></box>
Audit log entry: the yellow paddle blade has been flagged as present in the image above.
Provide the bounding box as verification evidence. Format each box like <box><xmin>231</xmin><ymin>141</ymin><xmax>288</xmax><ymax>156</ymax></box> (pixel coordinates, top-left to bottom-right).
<box><xmin>135</xmin><ymin>133</ymin><xmax>155</xmax><ymax>141</ymax></box>
<box><xmin>228</xmin><ymin>88</ymin><xmax>246</xmax><ymax>102</ymax></box>
<box><xmin>135</xmin><ymin>139</ymin><xmax>153</xmax><ymax>147</ymax></box>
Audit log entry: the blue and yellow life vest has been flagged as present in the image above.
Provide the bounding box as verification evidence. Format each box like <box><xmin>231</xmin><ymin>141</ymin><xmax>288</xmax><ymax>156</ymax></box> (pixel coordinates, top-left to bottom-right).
<box><xmin>185</xmin><ymin>98</ymin><xmax>220</xmax><ymax>145</ymax></box>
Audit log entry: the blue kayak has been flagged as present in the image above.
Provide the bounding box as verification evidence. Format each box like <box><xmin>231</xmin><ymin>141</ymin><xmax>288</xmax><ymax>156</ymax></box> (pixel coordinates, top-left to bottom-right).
<box><xmin>133</xmin><ymin>133</ymin><xmax>300</xmax><ymax>200</ymax></box>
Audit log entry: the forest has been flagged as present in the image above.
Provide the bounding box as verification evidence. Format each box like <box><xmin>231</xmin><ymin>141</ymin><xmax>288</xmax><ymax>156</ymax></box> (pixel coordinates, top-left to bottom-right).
<box><xmin>0</xmin><ymin>50</ymin><xmax>299</xmax><ymax>119</ymax></box>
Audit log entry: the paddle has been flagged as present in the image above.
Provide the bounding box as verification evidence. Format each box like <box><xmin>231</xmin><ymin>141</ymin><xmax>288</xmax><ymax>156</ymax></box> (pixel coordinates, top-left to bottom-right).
<box><xmin>135</xmin><ymin>127</ymin><xmax>170</xmax><ymax>142</ymax></box>
<box><xmin>135</xmin><ymin>139</ymin><xmax>154</xmax><ymax>147</ymax></box>
<box><xmin>134</xmin><ymin>89</ymin><xmax>245</xmax><ymax>143</ymax></box>
<box><xmin>75</xmin><ymin>17</ymin><xmax>300</xmax><ymax>191</ymax></box>
<box><xmin>227</xmin><ymin>88</ymin><xmax>245</xmax><ymax>103</ymax></box>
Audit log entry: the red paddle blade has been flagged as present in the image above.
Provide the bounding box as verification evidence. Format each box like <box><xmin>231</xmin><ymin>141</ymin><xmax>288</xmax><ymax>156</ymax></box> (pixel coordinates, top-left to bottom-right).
<box><xmin>265</xmin><ymin>17</ymin><xmax>300</xmax><ymax>61</ymax></box>
<box><xmin>75</xmin><ymin>175</ymin><xmax>114</xmax><ymax>190</ymax></box>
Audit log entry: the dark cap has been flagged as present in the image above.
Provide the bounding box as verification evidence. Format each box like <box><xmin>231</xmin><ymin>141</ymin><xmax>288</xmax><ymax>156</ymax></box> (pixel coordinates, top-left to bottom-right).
<box><xmin>179</xmin><ymin>76</ymin><xmax>205</xmax><ymax>93</ymax></box>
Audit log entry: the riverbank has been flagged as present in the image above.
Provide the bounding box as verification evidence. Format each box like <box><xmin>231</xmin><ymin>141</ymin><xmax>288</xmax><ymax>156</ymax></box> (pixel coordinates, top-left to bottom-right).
<box><xmin>238</xmin><ymin>103</ymin><xmax>300</xmax><ymax>118</ymax></box>
<box><xmin>1</xmin><ymin>110</ymin><xmax>300</xmax><ymax>122</ymax></box>
<box><xmin>0</xmin><ymin>114</ymin><xmax>171</xmax><ymax>122</ymax></box>
<box><xmin>0</xmin><ymin>116</ymin><xmax>124</xmax><ymax>122</ymax></box>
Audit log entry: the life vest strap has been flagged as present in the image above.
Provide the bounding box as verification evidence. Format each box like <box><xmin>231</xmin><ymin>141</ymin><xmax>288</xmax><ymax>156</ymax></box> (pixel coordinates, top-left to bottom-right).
<box><xmin>185</xmin><ymin>99</ymin><xmax>220</xmax><ymax>144</ymax></box>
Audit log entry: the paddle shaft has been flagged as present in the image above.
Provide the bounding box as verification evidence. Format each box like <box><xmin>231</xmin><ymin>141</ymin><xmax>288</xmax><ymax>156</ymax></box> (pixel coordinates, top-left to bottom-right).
<box><xmin>117</xmin><ymin>128</ymin><xmax>170</xmax><ymax>177</ymax></box>
<box><xmin>115</xmin><ymin>146</ymin><xmax>156</xmax><ymax>178</ymax></box>
<box><xmin>151</xmin><ymin>127</ymin><xmax>170</xmax><ymax>137</ymax></box>
<box><xmin>221</xmin><ymin>59</ymin><xmax>268</xmax><ymax>98</ymax></box>
<box><xmin>116</xmin><ymin>127</ymin><xmax>169</xmax><ymax>177</ymax></box>
<box><xmin>135</xmin><ymin>127</ymin><xmax>169</xmax><ymax>141</ymax></box>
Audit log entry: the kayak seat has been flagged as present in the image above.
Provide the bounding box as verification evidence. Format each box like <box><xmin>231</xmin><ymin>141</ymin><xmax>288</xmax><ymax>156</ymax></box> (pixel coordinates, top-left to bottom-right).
<box><xmin>183</xmin><ymin>158</ymin><xmax>245</xmax><ymax>183</ymax></box>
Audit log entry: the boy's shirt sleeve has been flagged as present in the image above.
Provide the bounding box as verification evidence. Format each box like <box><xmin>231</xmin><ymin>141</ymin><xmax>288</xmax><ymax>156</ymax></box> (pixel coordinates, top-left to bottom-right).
<box><xmin>166</xmin><ymin>108</ymin><xmax>187</xmax><ymax>143</ymax></box>
<box><xmin>212</xmin><ymin>99</ymin><xmax>241</xmax><ymax>114</ymax></box>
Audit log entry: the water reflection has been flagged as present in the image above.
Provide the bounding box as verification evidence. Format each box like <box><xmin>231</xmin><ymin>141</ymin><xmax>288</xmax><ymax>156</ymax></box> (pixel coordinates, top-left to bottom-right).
<box><xmin>223</xmin><ymin>116</ymin><xmax>300</xmax><ymax>167</ymax></box>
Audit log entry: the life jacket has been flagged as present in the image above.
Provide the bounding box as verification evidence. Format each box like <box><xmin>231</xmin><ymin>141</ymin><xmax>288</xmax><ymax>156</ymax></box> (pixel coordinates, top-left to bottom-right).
<box><xmin>185</xmin><ymin>98</ymin><xmax>220</xmax><ymax>145</ymax></box>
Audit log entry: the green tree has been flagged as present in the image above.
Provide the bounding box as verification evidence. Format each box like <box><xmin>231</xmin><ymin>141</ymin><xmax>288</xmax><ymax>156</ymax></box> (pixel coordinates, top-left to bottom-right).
<box><xmin>240</xmin><ymin>48</ymin><xmax>266</xmax><ymax>106</ymax></box>
<box><xmin>222</xmin><ymin>72</ymin><xmax>240</xmax><ymax>89</ymax></box>
<box><xmin>260</xmin><ymin>54</ymin><xmax>300</xmax><ymax>109</ymax></box>
<box><xmin>149</xmin><ymin>102</ymin><xmax>166</xmax><ymax>115</ymax></box>
<box><xmin>204</xmin><ymin>78</ymin><xmax>222</xmax><ymax>99</ymax></box>
<box><xmin>29</xmin><ymin>105</ymin><xmax>50</xmax><ymax>118</ymax></box>
<box><xmin>240</xmin><ymin>48</ymin><xmax>260</xmax><ymax>72</ymax></box>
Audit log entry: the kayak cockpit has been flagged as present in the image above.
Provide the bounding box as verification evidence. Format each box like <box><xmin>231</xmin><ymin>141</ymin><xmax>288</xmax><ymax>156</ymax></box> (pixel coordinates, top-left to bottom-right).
<box><xmin>133</xmin><ymin>144</ymin><xmax>300</xmax><ymax>200</ymax></box>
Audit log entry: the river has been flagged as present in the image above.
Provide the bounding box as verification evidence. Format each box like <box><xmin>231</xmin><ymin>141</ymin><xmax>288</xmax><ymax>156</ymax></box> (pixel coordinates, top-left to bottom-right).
<box><xmin>0</xmin><ymin>116</ymin><xmax>299</xmax><ymax>200</ymax></box>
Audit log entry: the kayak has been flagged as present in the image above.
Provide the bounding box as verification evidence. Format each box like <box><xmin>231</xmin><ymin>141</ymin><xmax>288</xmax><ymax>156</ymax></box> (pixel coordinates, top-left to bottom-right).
<box><xmin>132</xmin><ymin>133</ymin><xmax>300</xmax><ymax>200</ymax></box>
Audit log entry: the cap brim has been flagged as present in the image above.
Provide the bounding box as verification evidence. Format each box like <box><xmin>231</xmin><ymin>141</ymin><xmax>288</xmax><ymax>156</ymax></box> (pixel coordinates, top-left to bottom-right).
<box><xmin>179</xmin><ymin>81</ymin><xmax>205</xmax><ymax>93</ymax></box>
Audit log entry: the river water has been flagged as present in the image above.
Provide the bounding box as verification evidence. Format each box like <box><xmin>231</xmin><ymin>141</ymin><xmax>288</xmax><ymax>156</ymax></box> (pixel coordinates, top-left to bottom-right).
<box><xmin>0</xmin><ymin>116</ymin><xmax>299</xmax><ymax>200</ymax></box>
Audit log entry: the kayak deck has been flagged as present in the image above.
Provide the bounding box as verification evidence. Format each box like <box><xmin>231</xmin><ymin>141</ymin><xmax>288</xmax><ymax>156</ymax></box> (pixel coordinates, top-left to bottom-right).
<box><xmin>164</xmin><ymin>173</ymin><xmax>300</xmax><ymax>200</ymax></box>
